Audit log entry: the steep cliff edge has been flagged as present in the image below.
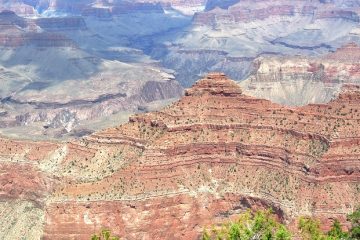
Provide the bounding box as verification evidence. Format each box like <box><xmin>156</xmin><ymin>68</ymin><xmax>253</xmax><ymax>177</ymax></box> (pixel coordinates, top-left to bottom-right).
<box><xmin>1</xmin><ymin>73</ymin><xmax>359</xmax><ymax>239</ymax></box>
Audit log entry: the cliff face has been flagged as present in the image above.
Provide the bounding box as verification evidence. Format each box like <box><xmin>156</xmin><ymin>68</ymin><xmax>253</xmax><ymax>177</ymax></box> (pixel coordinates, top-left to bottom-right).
<box><xmin>1</xmin><ymin>73</ymin><xmax>359</xmax><ymax>239</ymax></box>
<box><xmin>240</xmin><ymin>43</ymin><xmax>360</xmax><ymax>105</ymax></box>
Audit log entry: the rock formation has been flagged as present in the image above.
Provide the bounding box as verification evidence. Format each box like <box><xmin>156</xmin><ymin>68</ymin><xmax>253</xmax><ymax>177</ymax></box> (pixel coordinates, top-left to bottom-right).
<box><xmin>1</xmin><ymin>73</ymin><xmax>359</xmax><ymax>239</ymax></box>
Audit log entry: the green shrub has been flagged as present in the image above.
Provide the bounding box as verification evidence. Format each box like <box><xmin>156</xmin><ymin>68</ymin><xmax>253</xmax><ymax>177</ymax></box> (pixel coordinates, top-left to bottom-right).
<box><xmin>298</xmin><ymin>217</ymin><xmax>324</xmax><ymax>240</ymax></box>
<box><xmin>348</xmin><ymin>208</ymin><xmax>360</xmax><ymax>239</ymax></box>
<box><xmin>202</xmin><ymin>209</ymin><xmax>291</xmax><ymax>240</ymax></box>
<box><xmin>327</xmin><ymin>220</ymin><xmax>348</xmax><ymax>239</ymax></box>
<box><xmin>91</xmin><ymin>229</ymin><xmax>120</xmax><ymax>240</ymax></box>
<box><xmin>299</xmin><ymin>216</ymin><xmax>351</xmax><ymax>240</ymax></box>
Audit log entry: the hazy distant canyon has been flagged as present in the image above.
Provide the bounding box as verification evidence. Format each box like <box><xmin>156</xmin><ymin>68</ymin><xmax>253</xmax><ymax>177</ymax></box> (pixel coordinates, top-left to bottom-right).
<box><xmin>0</xmin><ymin>0</ymin><xmax>360</xmax><ymax>138</ymax></box>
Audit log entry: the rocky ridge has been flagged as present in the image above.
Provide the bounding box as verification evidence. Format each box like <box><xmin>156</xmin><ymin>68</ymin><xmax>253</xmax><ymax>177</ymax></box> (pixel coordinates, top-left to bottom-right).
<box><xmin>1</xmin><ymin>73</ymin><xmax>359</xmax><ymax>239</ymax></box>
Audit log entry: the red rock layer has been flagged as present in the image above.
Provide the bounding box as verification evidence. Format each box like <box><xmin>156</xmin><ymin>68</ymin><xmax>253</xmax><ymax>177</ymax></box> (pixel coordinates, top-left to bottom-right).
<box><xmin>44</xmin><ymin>194</ymin><xmax>284</xmax><ymax>240</ymax></box>
<box><xmin>1</xmin><ymin>73</ymin><xmax>359</xmax><ymax>239</ymax></box>
<box><xmin>40</xmin><ymin>73</ymin><xmax>360</xmax><ymax>239</ymax></box>
<box><xmin>0</xmin><ymin>138</ymin><xmax>59</xmax><ymax>204</ymax></box>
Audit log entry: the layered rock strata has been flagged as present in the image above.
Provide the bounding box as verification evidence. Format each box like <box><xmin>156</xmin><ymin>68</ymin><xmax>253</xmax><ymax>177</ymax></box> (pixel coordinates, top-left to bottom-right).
<box><xmin>1</xmin><ymin>73</ymin><xmax>359</xmax><ymax>239</ymax></box>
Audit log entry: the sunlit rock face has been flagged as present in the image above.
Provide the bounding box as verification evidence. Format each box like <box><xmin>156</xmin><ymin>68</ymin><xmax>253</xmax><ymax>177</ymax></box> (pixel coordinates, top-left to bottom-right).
<box><xmin>0</xmin><ymin>1</ymin><xmax>359</xmax><ymax>239</ymax></box>
<box><xmin>1</xmin><ymin>73</ymin><xmax>359</xmax><ymax>239</ymax></box>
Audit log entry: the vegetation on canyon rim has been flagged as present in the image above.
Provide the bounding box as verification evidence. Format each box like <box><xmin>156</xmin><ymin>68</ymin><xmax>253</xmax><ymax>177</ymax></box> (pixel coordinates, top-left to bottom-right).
<box><xmin>201</xmin><ymin>208</ymin><xmax>360</xmax><ymax>240</ymax></box>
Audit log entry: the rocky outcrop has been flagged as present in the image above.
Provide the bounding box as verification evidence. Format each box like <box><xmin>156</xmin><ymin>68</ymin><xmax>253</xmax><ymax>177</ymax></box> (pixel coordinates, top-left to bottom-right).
<box><xmin>158</xmin><ymin>0</ymin><xmax>360</xmax><ymax>89</ymax></box>
<box><xmin>1</xmin><ymin>73</ymin><xmax>359</xmax><ymax>239</ymax></box>
<box><xmin>0</xmin><ymin>76</ymin><xmax>183</xmax><ymax>137</ymax></box>
<box><xmin>0</xmin><ymin>1</ymin><xmax>174</xmax><ymax>17</ymax></box>
<box><xmin>0</xmin><ymin>2</ymin><xmax>36</xmax><ymax>15</ymax></box>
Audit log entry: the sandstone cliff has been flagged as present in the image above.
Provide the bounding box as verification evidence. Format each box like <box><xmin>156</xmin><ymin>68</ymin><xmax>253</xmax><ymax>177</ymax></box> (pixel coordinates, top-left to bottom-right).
<box><xmin>1</xmin><ymin>73</ymin><xmax>359</xmax><ymax>239</ymax></box>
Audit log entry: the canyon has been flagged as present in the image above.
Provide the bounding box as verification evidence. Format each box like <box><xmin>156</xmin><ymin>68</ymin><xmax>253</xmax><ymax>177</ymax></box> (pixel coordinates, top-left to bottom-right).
<box><xmin>1</xmin><ymin>73</ymin><xmax>359</xmax><ymax>239</ymax></box>
<box><xmin>0</xmin><ymin>2</ymin><xmax>360</xmax><ymax>238</ymax></box>
<box><xmin>0</xmin><ymin>0</ymin><xmax>360</xmax><ymax>138</ymax></box>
